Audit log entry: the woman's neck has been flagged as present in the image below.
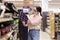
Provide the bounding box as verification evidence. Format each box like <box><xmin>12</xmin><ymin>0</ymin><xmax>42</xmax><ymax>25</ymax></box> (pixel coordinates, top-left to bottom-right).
<box><xmin>34</xmin><ymin>13</ymin><xmax>39</xmax><ymax>17</ymax></box>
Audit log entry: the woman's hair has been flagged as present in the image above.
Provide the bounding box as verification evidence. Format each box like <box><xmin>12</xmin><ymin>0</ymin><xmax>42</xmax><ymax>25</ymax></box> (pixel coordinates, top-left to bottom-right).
<box><xmin>4</xmin><ymin>2</ymin><xmax>8</xmax><ymax>6</ymax></box>
<box><xmin>36</xmin><ymin>6</ymin><xmax>42</xmax><ymax>16</ymax></box>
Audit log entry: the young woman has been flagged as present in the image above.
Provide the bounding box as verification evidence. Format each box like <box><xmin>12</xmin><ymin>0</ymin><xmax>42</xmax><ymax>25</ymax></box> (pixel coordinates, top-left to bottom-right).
<box><xmin>27</xmin><ymin>6</ymin><xmax>42</xmax><ymax>40</ymax></box>
<box><xmin>19</xmin><ymin>10</ymin><xmax>28</xmax><ymax>40</ymax></box>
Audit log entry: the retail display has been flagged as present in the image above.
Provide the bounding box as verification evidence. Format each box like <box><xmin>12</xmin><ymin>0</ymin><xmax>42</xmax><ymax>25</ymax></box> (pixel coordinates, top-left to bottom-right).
<box><xmin>0</xmin><ymin>11</ymin><xmax>19</xmax><ymax>40</ymax></box>
<box><xmin>55</xmin><ymin>13</ymin><xmax>60</xmax><ymax>40</ymax></box>
<box><xmin>42</xmin><ymin>11</ymin><xmax>54</xmax><ymax>38</ymax></box>
<box><xmin>42</xmin><ymin>12</ymin><xmax>48</xmax><ymax>31</ymax></box>
<box><xmin>46</xmin><ymin>12</ymin><xmax>51</xmax><ymax>34</ymax></box>
<box><xmin>43</xmin><ymin>11</ymin><xmax>60</xmax><ymax>39</ymax></box>
<box><xmin>4</xmin><ymin>13</ymin><xmax>12</xmax><ymax>18</ymax></box>
<box><xmin>47</xmin><ymin>11</ymin><xmax>55</xmax><ymax>38</ymax></box>
<box><xmin>0</xmin><ymin>21</ymin><xmax>12</xmax><ymax>36</ymax></box>
<box><xmin>55</xmin><ymin>13</ymin><xmax>60</xmax><ymax>31</ymax></box>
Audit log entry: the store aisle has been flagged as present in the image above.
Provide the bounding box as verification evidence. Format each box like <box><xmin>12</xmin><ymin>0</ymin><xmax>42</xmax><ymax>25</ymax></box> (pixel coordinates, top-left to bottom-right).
<box><xmin>40</xmin><ymin>31</ymin><xmax>51</xmax><ymax>40</ymax></box>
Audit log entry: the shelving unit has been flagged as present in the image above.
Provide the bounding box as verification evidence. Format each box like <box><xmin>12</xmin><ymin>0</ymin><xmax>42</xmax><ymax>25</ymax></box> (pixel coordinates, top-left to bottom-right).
<box><xmin>46</xmin><ymin>12</ymin><xmax>51</xmax><ymax>34</ymax></box>
<box><xmin>0</xmin><ymin>30</ymin><xmax>14</xmax><ymax>40</ymax></box>
<box><xmin>0</xmin><ymin>13</ymin><xmax>19</xmax><ymax>40</ymax></box>
<box><xmin>54</xmin><ymin>13</ymin><xmax>60</xmax><ymax>40</ymax></box>
<box><xmin>44</xmin><ymin>11</ymin><xmax>60</xmax><ymax>39</ymax></box>
<box><xmin>42</xmin><ymin>11</ymin><xmax>55</xmax><ymax>38</ymax></box>
<box><xmin>49</xmin><ymin>11</ymin><xmax>55</xmax><ymax>38</ymax></box>
<box><xmin>0</xmin><ymin>18</ymin><xmax>13</xmax><ymax>23</ymax></box>
<box><xmin>0</xmin><ymin>21</ymin><xmax>18</xmax><ymax>40</ymax></box>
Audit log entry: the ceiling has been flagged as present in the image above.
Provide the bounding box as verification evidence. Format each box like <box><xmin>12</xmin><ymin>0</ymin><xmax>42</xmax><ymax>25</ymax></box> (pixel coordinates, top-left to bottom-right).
<box><xmin>2</xmin><ymin>0</ymin><xmax>60</xmax><ymax>8</ymax></box>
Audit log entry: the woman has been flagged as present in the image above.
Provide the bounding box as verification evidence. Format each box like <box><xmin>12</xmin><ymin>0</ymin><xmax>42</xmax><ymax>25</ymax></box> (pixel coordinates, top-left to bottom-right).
<box><xmin>19</xmin><ymin>9</ymin><xmax>28</xmax><ymax>40</ymax></box>
<box><xmin>27</xmin><ymin>6</ymin><xmax>42</xmax><ymax>40</ymax></box>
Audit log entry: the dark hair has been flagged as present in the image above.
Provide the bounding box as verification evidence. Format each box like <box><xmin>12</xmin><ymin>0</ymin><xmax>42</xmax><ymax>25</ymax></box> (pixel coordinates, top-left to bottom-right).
<box><xmin>0</xmin><ymin>0</ymin><xmax>2</xmax><ymax>3</ymax></box>
<box><xmin>4</xmin><ymin>2</ymin><xmax>8</xmax><ymax>6</ymax></box>
<box><xmin>36</xmin><ymin>6</ymin><xmax>42</xmax><ymax>16</ymax></box>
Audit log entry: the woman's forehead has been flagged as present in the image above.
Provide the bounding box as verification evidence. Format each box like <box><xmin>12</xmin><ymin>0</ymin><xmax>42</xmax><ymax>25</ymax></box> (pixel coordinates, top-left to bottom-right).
<box><xmin>34</xmin><ymin>7</ymin><xmax>36</xmax><ymax>10</ymax></box>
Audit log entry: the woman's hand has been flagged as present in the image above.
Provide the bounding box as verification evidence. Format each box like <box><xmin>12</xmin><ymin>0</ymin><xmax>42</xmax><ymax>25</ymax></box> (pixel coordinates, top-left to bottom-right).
<box><xmin>27</xmin><ymin>20</ymin><xmax>31</xmax><ymax>25</ymax></box>
<box><xmin>22</xmin><ymin>21</ymin><xmax>27</xmax><ymax>27</ymax></box>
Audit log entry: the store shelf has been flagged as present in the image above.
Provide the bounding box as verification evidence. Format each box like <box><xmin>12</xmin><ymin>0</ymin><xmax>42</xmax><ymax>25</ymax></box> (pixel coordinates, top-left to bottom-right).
<box><xmin>59</xmin><ymin>19</ymin><xmax>60</xmax><ymax>20</ymax></box>
<box><xmin>0</xmin><ymin>30</ymin><xmax>14</xmax><ymax>40</ymax></box>
<box><xmin>47</xmin><ymin>20</ymin><xmax>50</xmax><ymax>23</ymax></box>
<box><xmin>13</xmin><ymin>24</ymin><xmax>18</xmax><ymax>30</ymax></box>
<box><xmin>0</xmin><ymin>24</ymin><xmax>18</xmax><ymax>40</ymax></box>
<box><xmin>0</xmin><ymin>18</ymin><xmax>13</xmax><ymax>23</ymax></box>
<box><xmin>12</xmin><ymin>32</ymin><xmax>18</xmax><ymax>40</ymax></box>
<box><xmin>13</xmin><ymin>16</ymin><xmax>19</xmax><ymax>19</ymax></box>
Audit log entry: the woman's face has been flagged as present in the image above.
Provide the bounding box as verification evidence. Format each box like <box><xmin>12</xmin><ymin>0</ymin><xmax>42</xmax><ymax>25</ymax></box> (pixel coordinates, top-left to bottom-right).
<box><xmin>33</xmin><ymin>7</ymin><xmax>38</xmax><ymax>15</ymax></box>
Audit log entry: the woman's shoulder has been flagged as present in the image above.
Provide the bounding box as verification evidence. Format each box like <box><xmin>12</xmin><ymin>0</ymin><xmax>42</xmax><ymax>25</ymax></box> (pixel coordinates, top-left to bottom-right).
<box><xmin>38</xmin><ymin>13</ymin><xmax>42</xmax><ymax>19</ymax></box>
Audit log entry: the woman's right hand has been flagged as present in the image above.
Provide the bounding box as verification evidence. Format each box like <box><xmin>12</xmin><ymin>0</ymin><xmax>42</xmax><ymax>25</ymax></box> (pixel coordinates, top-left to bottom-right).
<box><xmin>22</xmin><ymin>21</ymin><xmax>27</xmax><ymax>27</ymax></box>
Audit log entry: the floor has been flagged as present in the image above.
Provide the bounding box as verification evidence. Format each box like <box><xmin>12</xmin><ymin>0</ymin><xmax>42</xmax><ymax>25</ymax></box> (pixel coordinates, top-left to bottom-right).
<box><xmin>40</xmin><ymin>31</ymin><xmax>51</xmax><ymax>40</ymax></box>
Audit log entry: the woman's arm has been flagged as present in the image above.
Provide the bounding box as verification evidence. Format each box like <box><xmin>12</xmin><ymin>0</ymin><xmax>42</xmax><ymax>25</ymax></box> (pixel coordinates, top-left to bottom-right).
<box><xmin>27</xmin><ymin>16</ymin><xmax>42</xmax><ymax>26</ymax></box>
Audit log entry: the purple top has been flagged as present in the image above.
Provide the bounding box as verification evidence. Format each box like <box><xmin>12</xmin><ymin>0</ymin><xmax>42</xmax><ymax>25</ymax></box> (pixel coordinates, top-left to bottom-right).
<box><xmin>19</xmin><ymin>10</ymin><xmax>28</xmax><ymax>24</ymax></box>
